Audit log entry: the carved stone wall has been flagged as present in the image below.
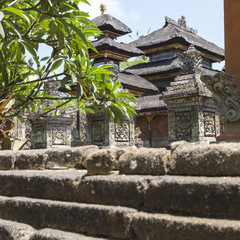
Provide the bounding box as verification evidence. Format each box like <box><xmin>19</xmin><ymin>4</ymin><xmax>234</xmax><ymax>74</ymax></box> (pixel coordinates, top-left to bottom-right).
<box><xmin>31</xmin><ymin>118</ymin><xmax>74</xmax><ymax>149</ymax></box>
<box><xmin>163</xmin><ymin>45</ymin><xmax>220</xmax><ymax>143</ymax></box>
<box><xmin>167</xmin><ymin>98</ymin><xmax>219</xmax><ymax>142</ymax></box>
<box><xmin>87</xmin><ymin>112</ymin><xmax>135</xmax><ymax>147</ymax></box>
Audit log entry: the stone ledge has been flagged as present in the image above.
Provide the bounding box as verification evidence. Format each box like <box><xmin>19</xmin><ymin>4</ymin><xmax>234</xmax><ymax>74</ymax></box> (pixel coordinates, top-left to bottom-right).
<box><xmin>119</xmin><ymin>148</ymin><xmax>170</xmax><ymax>175</ymax></box>
<box><xmin>133</xmin><ymin>212</ymin><xmax>240</xmax><ymax>240</ymax></box>
<box><xmin>1</xmin><ymin>171</ymin><xmax>240</xmax><ymax>220</ymax></box>
<box><xmin>0</xmin><ymin>218</ymin><xmax>110</xmax><ymax>240</ymax></box>
<box><xmin>169</xmin><ymin>142</ymin><xmax>240</xmax><ymax>176</ymax></box>
<box><xmin>0</xmin><ymin>146</ymin><xmax>98</xmax><ymax>170</ymax></box>
<box><xmin>1</xmin><ymin>142</ymin><xmax>240</xmax><ymax>176</ymax></box>
<box><xmin>0</xmin><ymin>196</ymin><xmax>137</xmax><ymax>240</ymax></box>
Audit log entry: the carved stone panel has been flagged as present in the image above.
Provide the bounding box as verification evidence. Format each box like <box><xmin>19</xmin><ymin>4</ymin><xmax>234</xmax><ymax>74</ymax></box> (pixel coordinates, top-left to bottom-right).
<box><xmin>31</xmin><ymin>118</ymin><xmax>73</xmax><ymax>149</ymax></box>
<box><xmin>31</xmin><ymin>124</ymin><xmax>47</xmax><ymax>149</ymax></box>
<box><xmin>115</xmin><ymin>122</ymin><xmax>130</xmax><ymax>142</ymax></box>
<box><xmin>91</xmin><ymin>120</ymin><xmax>105</xmax><ymax>142</ymax></box>
<box><xmin>204</xmin><ymin>112</ymin><xmax>216</xmax><ymax>137</ymax></box>
<box><xmin>175</xmin><ymin>111</ymin><xmax>192</xmax><ymax>141</ymax></box>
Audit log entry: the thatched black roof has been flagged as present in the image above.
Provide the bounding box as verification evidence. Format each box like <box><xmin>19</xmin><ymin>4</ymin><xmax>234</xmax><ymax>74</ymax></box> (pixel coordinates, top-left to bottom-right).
<box><xmin>118</xmin><ymin>72</ymin><xmax>159</xmax><ymax>93</ymax></box>
<box><xmin>137</xmin><ymin>93</ymin><xmax>167</xmax><ymax>111</ymax></box>
<box><xmin>125</xmin><ymin>57</ymin><xmax>181</xmax><ymax>76</ymax></box>
<box><xmin>131</xmin><ymin>21</ymin><xmax>224</xmax><ymax>60</ymax></box>
<box><xmin>92</xmin><ymin>14</ymin><xmax>132</xmax><ymax>36</ymax></box>
<box><xmin>90</xmin><ymin>37</ymin><xmax>143</xmax><ymax>57</ymax></box>
<box><xmin>125</xmin><ymin>57</ymin><xmax>221</xmax><ymax>77</ymax></box>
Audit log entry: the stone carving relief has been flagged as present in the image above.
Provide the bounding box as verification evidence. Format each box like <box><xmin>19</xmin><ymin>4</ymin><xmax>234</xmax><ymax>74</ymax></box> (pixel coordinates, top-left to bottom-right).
<box><xmin>52</xmin><ymin>128</ymin><xmax>66</xmax><ymax>145</ymax></box>
<box><xmin>31</xmin><ymin>125</ymin><xmax>46</xmax><ymax>149</ymax></box>
<box><xmin>179</xmin><ymin>45</ymin><xmax>203</xmax><ymax>76</ymax></box>
<box><xmin>201</xmin><ymin>73</ymin><xmax>240</xmax><ymax>122</ymax></box>
<box><xmin>175</xmin><ymin>111</ymin><xmax>192</xmax><ymax>141</ymax></box>
<box><xmin>91</xmin><ymin>120</ymin><xmax>105</xmax><ymax>142</ymax></box>
<box><xmin>165</xmin><ymin>16</ymin><xmax>197</xmax><ymax>34</ymax></box>
<box><xmin>204</xmin><ymin>112</ymin><xmax>216</xmax><ymax>137</ymax></box>
<box><xmin>115</xmin><ymin>122</ymin><xmax>130</xmax><ymax>142</ymax></box>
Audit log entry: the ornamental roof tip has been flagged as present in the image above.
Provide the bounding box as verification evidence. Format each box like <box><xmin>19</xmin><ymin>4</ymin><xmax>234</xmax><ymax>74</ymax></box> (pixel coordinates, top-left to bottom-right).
<box><xmin>100</xmin><ymin>3</ymin><xmax>107</xmax><ymax>15</ymax></box>
<box><xmin>165</xmin><ymin>16</ymin><xmax>198</xmax><ymax>34</ymax></box>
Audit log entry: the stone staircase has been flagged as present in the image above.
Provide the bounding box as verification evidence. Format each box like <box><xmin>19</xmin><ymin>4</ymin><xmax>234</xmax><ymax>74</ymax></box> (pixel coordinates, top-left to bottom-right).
<box><xmin>0</xmin><ymin>142</ymin><xmax>240</xmax><ymax>239</ymax></box>
<box><xmin>0</xmin><ymin>169</ymin><xmax>240</xmax><ymax>240</ymax></box>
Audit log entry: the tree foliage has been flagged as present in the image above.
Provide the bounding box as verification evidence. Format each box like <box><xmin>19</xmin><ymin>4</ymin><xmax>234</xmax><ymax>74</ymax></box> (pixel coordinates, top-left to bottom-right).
<box><xmin>120</xmin><ymin>56</ymin><xmax>149</xmax><ymax>71</ymax></box>
<box><xmin>0</xmin><ymin>0</ymin><xmax>136</xmax><ymax>126</ymax></box>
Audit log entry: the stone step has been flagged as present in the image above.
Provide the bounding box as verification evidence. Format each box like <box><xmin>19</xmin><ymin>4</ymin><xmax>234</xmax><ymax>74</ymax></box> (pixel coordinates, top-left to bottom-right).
<box><xmin>1</xmin><ymin>205</ymin><xmax>240</xmax><ymax>240</ymax></box>
<box><xmin>1</xmin><ymin>170</ymin><xmax>240</xmax><ymax>220</ymax></box>
<box><xmin>30</xmin><ymin>228</ymin><xmax>111</xmax><ymax>240</ymax></box>
<box><xmin>0</xmin><ymin>196</ymin><xmax>137</xmax><ymax>240</ymax></box>
<box><xmin>133</xmin><ymin>212</ymin><xmax>240</xmax><ymax>240</ymax></box>
<box><xmin>0</xmin><ymin>218</ymin><xmax>110</xmax><ymax>240</ymax></box>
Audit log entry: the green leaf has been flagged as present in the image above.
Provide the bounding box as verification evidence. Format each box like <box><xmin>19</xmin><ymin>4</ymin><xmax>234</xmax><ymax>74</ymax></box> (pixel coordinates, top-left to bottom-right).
<box><xmin>0</xmin><ymin>11</ymin><xmax>4</xmax><ymax>21</ymax></box>
<box><xmin>79</xmin><ymin>0</ymin><xmax>90</xmax><ymax>5</ymax></box>
<box><xmin>0</xmin><ymin>22</ymin><xmax>5</xmax><ymax>39</ymax></box>
<box><xmin>85</xmin><ymin>108</ymin><xmax>95</xmax><ymax>114</ymax></box>
<box><xmin>112</xmin><ymin>80</ymin><xmax>121</xmax><ymax>93</ymax></box>
<box><xmin>47</xmin><ymin>0</ymin><xmax>53</xmax><ymax>7</ymax></box>
<box><xmin>68</xmin><ymin>23</ymin><xmax>88</xmax><ymax>45</ymax></box>
<box><xmin>110</xmin><ymin>105</ymin><xmax>123</xmax><ymax>125</ymax></box>
<box><xmin>3</xmin><ymin>7</ymin><xmax>30</xmax><ymax>23</ymax></box>
<box><xmin>1</xmin><ymin>137</ymin><xmax>11</xmax><ymax>150</ymax></box>
<box><xmin>115</xmin><ymin>92</ymin><xmax>136</xmax><ymax>104</ymax></box>
<box><xmin>76</xmin><ymin>83</ymin><xmax>83</xmax><ymax>98</ymax></box>
<box><xmin>23</xmin><ymin>41</ymin><xmax>37</xmax><ymax>58</ymax></box>
<box><xmin>41</xmin><ymin>57</ymin><xmax>49</xmax><ymax>61</ymax></box>
<box><xmin>51</xmin><ymin>59</ymin><xmax>63</xmax><ymax>72</ymax></box>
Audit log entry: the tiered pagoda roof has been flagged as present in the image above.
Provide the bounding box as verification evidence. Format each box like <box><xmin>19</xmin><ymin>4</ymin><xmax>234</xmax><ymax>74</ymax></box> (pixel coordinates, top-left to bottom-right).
<box><xmin>118</xmin><ymin>72</ymin><xmax>159</xmax><ymax>93</ymax></box>
<box><xmin>125</xmin><ymin>56</ymin><xmax>220</xmax><ymax>79</ymax></box>
<box><xmin>90</xmin><ymin>37</ymin><xmax>143</xmax><ymax>60</ymax></box>
<box><xmin>90</xmin><ymin>5</ymin><xmax>143</xmax><ymax>62</ymax></box>
<box><xmin>137</xmin><ymin>94</ymin><xmax>167</xmax><ymax>113</ymax></box>
<box><xmin>130</xmin><ymin>16</ymin><xmax>225</xmax><ymax>62</ymax></box>
<box><xmin>92</xmin><ymin>14</ymin><xmax>132</xmax><ymax>36</ymax></box>
<box><xmin>89</xmin><ymin>4</ymin><xmax>157</xmax><ymax>94</ymax></box>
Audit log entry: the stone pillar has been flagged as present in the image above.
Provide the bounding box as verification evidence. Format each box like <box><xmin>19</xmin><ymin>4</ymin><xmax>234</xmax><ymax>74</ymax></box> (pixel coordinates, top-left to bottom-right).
<box><xmin>200</xmin><ymin>0</ymin><xmax>240</xmax><ymax>141</ymax></box>
<box><xmin>224</xmin><ymin>0</ymin><xmax>240</xmax><ymax>87</ymax></box>
<box><xmin>162</xmin><ymin>45</ymin><xmax>219</xmax><ymax>143</ymax></box>
<box><xmin>30</xmin><ymin>79</ymin><xmax>75</xmax><ymax>149</ymax></box>
<box><xmin>201</xmin><ymin>73</ymin><xmax>240</xmax><ymax>140</ymax></box>
<box><xmin>31</xmin><ymin>117</ymin><xmax>74</xmax><ymax>149</ymax></box>
<box><xmin>86</xmin><ymin>112</ymin><xmax>135</xmax><ymax>148</ymax></box>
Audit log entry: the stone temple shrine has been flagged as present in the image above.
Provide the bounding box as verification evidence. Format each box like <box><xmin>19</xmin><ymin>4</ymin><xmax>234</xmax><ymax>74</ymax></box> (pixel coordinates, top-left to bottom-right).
<box><xmin>86</xmin><ymin>4</ymin><xmax>225</xmax><ymax>148</ymax></box>
<box><xmin>25</xmin><ymin>4</ymin><xmax>225</xmax><ymax>149</ymax></box>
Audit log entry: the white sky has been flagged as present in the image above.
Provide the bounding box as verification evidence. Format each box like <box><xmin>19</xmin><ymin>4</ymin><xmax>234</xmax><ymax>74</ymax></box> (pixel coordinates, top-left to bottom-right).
<box><xmin>80</xmin><ymin>0</ymin><xmax>225</xmax><ymax>70</ymax></box>
<box><xmin>31</xmin><ymin>1</ymin><xmax>225</xmax><ymax>71</ymax></box>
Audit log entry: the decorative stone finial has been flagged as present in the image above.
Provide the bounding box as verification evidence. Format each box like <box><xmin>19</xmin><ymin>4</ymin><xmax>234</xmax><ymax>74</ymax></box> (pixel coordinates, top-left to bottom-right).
<box><xmin>179</xmin><ymin>45</ymin><xmax>202</xmax><ymax>76</ymax></box>
<box><xmin>100</xmin><ymin>3</ymin><xmax>107</xmax><ymax>15</ymax></box>
<box><xmin>165</xmin><ymin>16</ymin><xmax>197</xmax><ymax>34</ymax></box>
<box><xmin>178</xmin><ymin>16</ymin><xmax>186</xmax><ymax>28</ymax></box>
<box><xmin>201</xmin><ymin>73</ymin><xmax>240</xmax><ymax>122</ymax></box>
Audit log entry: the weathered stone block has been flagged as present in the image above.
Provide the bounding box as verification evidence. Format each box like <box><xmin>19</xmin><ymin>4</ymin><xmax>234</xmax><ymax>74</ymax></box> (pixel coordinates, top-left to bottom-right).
<box><xmin>0</xmin><ymin>171</ymin><xmax>151</xmax><ymax>209</ymax></box>
<box><xmin>144</xmin><ymin>176</ymin><xmax>240</xmax><ymax>220</ymax></box>
<box><xmin>0</xmin><ymin>196</ymin><xmax>136</xmax><ymax>240</ymax></box>
<box><xmin>119</xmin><ymin>148</ymin><xmax>170</xmax><ymax>175</ymax></box>
<box><xmin>0</xmin><ymin>218</ymin><xmax>34</xmax><ymax>240</ymax></box>
<box><xmin>169</xmin><ymin>142</ymin><xmax>240</xmax><ymax>176</ymax></box>
<box><xmin>86</xmin><ymin>150</ymin><xmax>114</xmax><ymax>175</ymax></box>
<box><xmin>0</xmin><ymin>151</ymin><xmax>14</xmax><ymax>170</ymax></box>
<box><xmin>30</xmin><ymin>228</ymin><xmax>109</xmax><ymax>240</ymax></box>
<box><xmin>14</xmin><ymin>150</ymin><xmax>47</xmax><ymax>170</ymax></box>
<box><xmin>102</xmin><ymin>147</ymin><xmax>136</xmax><ymax>170</ymax></box>
<box><xmin>133</xmin><ymin>212</ymin><xmax>240</xmax><ymax>240</ymax></box>
<box><xmin>45</xmin><ymin>145</ymin><xmax>99</xmax><ymax>168</ymax></box>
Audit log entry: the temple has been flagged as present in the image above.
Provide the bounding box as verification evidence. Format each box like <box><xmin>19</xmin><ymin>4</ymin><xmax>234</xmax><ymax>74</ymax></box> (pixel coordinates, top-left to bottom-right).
<box><xmin>89</xmin><ymin>6</ymin><xmax>225</xmax><ymax>147</ymax></box>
